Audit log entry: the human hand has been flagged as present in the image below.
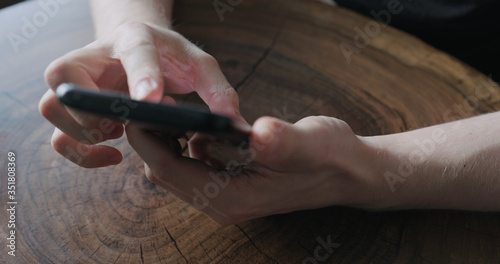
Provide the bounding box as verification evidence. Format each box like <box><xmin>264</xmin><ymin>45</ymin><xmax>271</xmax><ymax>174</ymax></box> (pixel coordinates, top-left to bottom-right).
<box><xmin>39</xmin><ymin>21</ymin><xmax>242</xmax><ymax>168</ymax></box>
<box><xmin>126</xmin><ymin>115</ymin><xmax>380</xmax><ymax>225</ymax></box>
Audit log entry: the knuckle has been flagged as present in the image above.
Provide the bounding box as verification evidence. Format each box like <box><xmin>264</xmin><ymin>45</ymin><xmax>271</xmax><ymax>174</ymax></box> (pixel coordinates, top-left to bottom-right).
<box><xmin>118</xmin><ymin>38</ymin><xmax>155</xmax><ymax>58</ymax></box>
<box><xmin>197</xmin><ymin>53</ymin><xmax>221</xmax><ymax>75</ymax></box>
<box><xmin>200</xmin><ymin>67</ymin><xmax>236</xmax><ymax>106</ymax></box>
<box><xmin>298</xmin><ymin>116</ymin><xmax>349</xmax><ymax>135</ymax></box>
<box><xmin>296</xmin><ymin>115</ymin><xmax>318</xmax><ymax>125</ymax></box>
<box><xmin>44</xmin><ymin>48</ymin><xmax>87</xmax><ymax>88</ymax></box>
<box><xmin>44</xmin><ymin>58</ymin><xmax>69</xmax><ymax>89</ymax></box>
<box><xmin>114</xmin><ymin>22</ymin><xmax>155</xmax><ymax>57</ymax></box>
<box><xmin>51</xmin><ymin>132</ymin><xmax>66</xmax><ymax>154</ymax></box>
<box><xmin>115</xmin><ymin>21</ymin><xmax>151</xmax><ymax>35</ymax></box>
<box><xmin>208</xmin><ymin>85</ymin><xmax>236</xmax><ymax>106</ymax></box>
<box><xmin>199</xmin><ymin>53</ymin><xmax>218</xmax><ymax>66</ymax></box>
<box><xmin>317</xmin><ymin>116</ymin><xmax>349</xmax><ymax>129</ymax></box>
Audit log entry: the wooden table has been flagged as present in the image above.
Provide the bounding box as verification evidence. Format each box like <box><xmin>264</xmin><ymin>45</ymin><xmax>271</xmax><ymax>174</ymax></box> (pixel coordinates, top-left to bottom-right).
<box><xmin>1</xmin><ymin>0</ymin><xmax>500</xmax><ymax>263</ymax></box>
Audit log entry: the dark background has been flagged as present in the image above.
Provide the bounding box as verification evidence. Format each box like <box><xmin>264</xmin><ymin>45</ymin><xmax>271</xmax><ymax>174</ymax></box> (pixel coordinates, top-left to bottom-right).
<box><xmin>1</xmin><ymin>0</ymin><xmax>24</xmax><ymax>9</ymax></box>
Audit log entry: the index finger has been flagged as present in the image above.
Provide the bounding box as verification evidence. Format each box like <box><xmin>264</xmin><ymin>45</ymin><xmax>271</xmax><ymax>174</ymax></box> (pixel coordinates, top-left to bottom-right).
<box><xmin>112</xmin><ymin>22</ymin><xmax>164</xmax><ymax>103</ymax></box>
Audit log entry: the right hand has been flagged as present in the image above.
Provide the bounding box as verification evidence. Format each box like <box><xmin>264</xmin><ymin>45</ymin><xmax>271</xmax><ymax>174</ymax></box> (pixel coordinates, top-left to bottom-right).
<box><xmin>125</xmin><ymin>116</ymin><xmax>379</xmax><ymax>225</ymax></box>
<box><xmin>39</xmin><ymin>21</ymin><xmax>243</xmax><ymax>168</ymax></box>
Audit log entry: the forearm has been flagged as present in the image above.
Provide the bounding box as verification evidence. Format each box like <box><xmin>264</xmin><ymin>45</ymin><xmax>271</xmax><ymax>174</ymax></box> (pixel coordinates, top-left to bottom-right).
<box><xmin>362</xmin><ymin>112</ymin><xmax>500</xmax><ymax>211</ymax></box>
<box><xmin>89</xmin><ymin>0</ymin><xmax>174</xmax><ymax>38</ymax></box>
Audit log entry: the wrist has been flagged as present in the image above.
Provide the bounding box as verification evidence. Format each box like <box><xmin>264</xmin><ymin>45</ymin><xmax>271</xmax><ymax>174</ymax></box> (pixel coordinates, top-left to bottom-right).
<box><xmin>314</xmin><ymin>128</ymin><xmax>397</xmax><ymax>210</ymax></box>
<box><xmin>90</xmin><ymin>0</ymin><xmax>173</xmax><ymax>39</ymax></box>
<box><xmin>355</xmin><ymin>135</ymin><xmax>407</xmax><ymax>210</ymax></box>
<box><xmin>358</xmin><ymin>129</ymin><xmax>454</xmax><ymax>211</ymax></box>
<box><xmin>355</xmin><ymin>114</ymin><xmax>500</xmax><ymax>212</ymax></box>
<box><xmin>337</xmin><ymin>135</ymin><xmax>398</xmax><ymax>210</ymax></box>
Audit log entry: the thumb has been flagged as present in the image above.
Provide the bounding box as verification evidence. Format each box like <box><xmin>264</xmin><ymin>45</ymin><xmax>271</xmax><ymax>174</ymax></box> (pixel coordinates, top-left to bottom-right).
<box><xmin>249</xmin><ymin>117</ymin><xmax>315</xmax><ymax>170</ymax></box>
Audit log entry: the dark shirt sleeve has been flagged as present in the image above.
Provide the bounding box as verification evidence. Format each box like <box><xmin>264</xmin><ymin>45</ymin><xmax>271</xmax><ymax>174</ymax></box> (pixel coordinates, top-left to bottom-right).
<box><xmin>334</xmin><ymin>0</ymin><xmax>500</xmax><ymax>80</ymax></box>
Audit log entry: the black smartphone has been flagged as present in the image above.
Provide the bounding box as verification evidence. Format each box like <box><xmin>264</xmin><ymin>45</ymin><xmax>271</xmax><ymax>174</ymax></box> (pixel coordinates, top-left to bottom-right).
<box><xmin>56</xmin><ymin>83</ymin><xmax>251</xmax><ymax>143</ymax></box>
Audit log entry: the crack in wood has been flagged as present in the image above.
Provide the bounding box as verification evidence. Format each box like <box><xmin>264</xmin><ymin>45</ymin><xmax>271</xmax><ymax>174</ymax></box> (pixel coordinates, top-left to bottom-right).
<box><xmin>2</xmin><ymin>91</ymin><xmax>26</xmax><ymax>110</ymax></box>
<box><xmin>140</xmin><ymin>243</ymin><xmax>145</xmax><ymax>264</ymax></box>
<box><xmin>233</xmin><ymin>20</ymin><xmax>286</xmax><ymax>91</ymax></box>
<box><xmin>164</xmin><ymin>225</ymin><xmax>189</xmax><ymax>263</ymax></box>
<box><xmin>235</xmin><ymin>224</ymin><xmax>278</xmax><ymax>264</ymax></box>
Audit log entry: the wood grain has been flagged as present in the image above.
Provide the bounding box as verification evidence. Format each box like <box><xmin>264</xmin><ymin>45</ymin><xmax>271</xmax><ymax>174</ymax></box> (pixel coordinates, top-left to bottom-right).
<box><xmin>1</xmin><ymin>0</ymin><xmax>499</xmax><ymax>263</ymax></box>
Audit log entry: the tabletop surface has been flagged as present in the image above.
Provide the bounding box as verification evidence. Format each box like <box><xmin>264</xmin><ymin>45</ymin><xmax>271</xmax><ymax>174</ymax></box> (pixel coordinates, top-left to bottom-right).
<box><xmin>1</xmin><ymin>0</ymin><xmax>500</xmax><ymax>263</ymax></box>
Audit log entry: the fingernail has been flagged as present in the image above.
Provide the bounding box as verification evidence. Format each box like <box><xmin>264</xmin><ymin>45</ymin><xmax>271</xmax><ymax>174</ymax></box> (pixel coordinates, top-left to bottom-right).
<box><xmin>133</xmin><ymin>78</ymin><xmax>158</xmax><ymax>100</ymax></box>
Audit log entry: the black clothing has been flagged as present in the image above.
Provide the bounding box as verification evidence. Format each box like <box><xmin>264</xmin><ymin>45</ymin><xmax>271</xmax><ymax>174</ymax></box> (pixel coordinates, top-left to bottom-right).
<box><xmin>335</xmin><ymin>0</ymin><xmax>500</xmax><ymax>80</ymax></box>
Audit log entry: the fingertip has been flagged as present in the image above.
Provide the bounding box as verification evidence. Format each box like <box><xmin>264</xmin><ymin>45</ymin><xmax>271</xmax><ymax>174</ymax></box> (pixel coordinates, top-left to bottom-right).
<box><xmin>143</xmin><ymin>162</ymin><xmax>158</xmax><ymax>185</ymax></box>
<box><xmin>108</xmin><ymin>124</ymin><xmax>125</xmax><ymax>140</ymax></box>
<box><xmin>107</xmin><ymin>151</ymin><xmax>123</xmax><ymax>165</ymax></box>
<box><xmin>251</xmin><ymin>116</ymin><xmax>286</xmax><ymax>145</ymax></box>
<box><xmin>131</xmin><ymin>77</ymin><xmax>164</xmax><ymax>102</ymax></box>
<box><xmin>161</xmin><ymin>95</ymin><xmax>176</xmax><ymax>105</ymax></box>
<box><xmin>81</xmin><ymin>146</ymin><xmax>122</xmax><ymax>168</ymax></box>
<box><xmin>39</xmin><ymin>89</ymin><xmax>57</xmax><ymax>120</ymax></box>
<box><xmin>51</xmin><ymin>128</ymin><xmax>124</xmax><ymax>168</ymax></box>
<box><xmin>187</xmin><ymin>133</ymin><xmax>212</xmax><ymax>161</ymax></box>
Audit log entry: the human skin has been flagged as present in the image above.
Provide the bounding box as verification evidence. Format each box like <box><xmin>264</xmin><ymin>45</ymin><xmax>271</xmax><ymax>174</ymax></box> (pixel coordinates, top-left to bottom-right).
<box><xmin>127</xmin><ymin>112</ymin><xmax>500</xmax><ymax>225</ymax></box>
<box><xmin>39</xmin><ymin>0</ymin><xmax>500</xmax><ymax>225</ymax></box>
<box><xmin>39</xmin><ymin>0</ymin><xmax>242</xmax><ymax>167</ymax></box>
